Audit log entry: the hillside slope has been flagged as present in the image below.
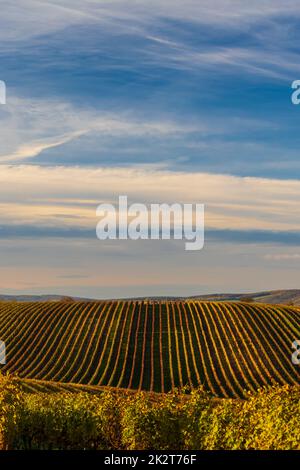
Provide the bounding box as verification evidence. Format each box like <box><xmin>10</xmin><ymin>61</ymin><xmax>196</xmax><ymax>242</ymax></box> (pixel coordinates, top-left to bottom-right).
<box><xmin>191</xmin><ymin>289</ymin><xmax>300</xmax><ymax>305</ymax></box>
<box><xmin>1</xmin><ymin>289</ymin><xmax>300</xmax><ymax>305</ymax></box>
<box><xmin>0</xmin><ymin>300</ymin><xmax>299</xmax><ymax>398</ymax></box>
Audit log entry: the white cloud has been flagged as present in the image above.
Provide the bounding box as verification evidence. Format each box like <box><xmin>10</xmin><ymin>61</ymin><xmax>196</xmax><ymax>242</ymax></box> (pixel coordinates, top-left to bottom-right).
<box><xmin>11</xmin><ymin>1</ymin><xmax>300</xmax><ymax>34</ymax></box>
<box><xmin>264</xmin><ymin>253</ymin><xmax>300</xmax><ymax>261</ymax></box>
<box><xmin>0</xmin><ymin>95</ymin><xmax>199</xmax><ymax>163</ymax></box>
<box><xmin>0</xmin><ymin>131</ymin><xmax>86</xmax><ymax>163</ymax></box>
<box><xmin>0</xmin><ymin>164</ymin><xmax>299</xmax><ymax>233</ymax></box>
<box><xmin>1</xmin><ymin>1</ymin><xmax>300</xmax><ymax>80</ymax></box>
<box><xmin>0</xmin><ymin>0</ymin><xmax>94</xmax><ymax>45</ymax></box>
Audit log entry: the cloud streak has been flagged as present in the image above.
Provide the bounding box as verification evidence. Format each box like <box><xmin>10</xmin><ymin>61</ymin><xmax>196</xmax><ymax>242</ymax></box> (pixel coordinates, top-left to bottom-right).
<box><xmin>0</xmin><ymin>95</ymin><xmax>199</xmax><ymax>163</ymax></box>
<box><xmin>2</xmin><ymin>1</ymin><xmax>300</xmax><ymax>80</ymax></box>
<box><xmin>0</xmin><ymin>165</ymin><xmax>299</xmax><ymax>235</ymax></box>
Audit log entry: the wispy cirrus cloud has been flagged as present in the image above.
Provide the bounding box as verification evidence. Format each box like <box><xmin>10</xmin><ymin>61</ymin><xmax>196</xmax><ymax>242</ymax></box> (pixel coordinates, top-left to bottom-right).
<box><xmin>0</xmin><ymin>95</ymin><xmax>201</xmax><ymax>163</ymax></box>
<box><xmin>1</xmin><ymin>91</ymin><xmax>290</xmax><ymax>176</ymax></box>
<box><xmin>0</xmin><ymin>131</ymin><xmax>86</xmax><ymax>163</ymax></box>
<box><xmin>2</xmin><ymin>0</ymin><xmax>300</xmax><ymax>79</ymax></box>
<box><xmin>4</xmin><ymin>0</ymin><xmax>299</xmax><ymax>36</ymax></box>
<box><xmin>1</xmin><ymin>1</ymin><xmax>300</xmax><ymax>175</ymax></box>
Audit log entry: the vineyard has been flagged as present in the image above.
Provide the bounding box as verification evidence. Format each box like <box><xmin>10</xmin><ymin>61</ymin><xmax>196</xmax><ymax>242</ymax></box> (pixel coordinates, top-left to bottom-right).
<box><xmin>0</xmin><ymin>300</ymin><xmax>299</xmax><ymax>398</ymax></box>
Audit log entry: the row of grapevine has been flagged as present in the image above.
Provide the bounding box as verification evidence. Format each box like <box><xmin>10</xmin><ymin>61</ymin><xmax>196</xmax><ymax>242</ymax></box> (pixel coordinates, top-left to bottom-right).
<box><xmin>0</xmin><ymin>300</ymin><xmax>299</xmax><ymax>397</ymax></box>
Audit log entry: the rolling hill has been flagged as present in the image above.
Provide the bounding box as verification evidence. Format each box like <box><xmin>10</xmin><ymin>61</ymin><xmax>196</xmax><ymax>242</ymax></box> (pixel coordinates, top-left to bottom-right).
<box><xmin>0</xmin><ymin>300</ymin><xmax>299</xmax><ymax>398</ymax></box>
<box><xmin>1</xmin><ymin>289</ymin><xmax>299</xmax><ymax>305</ymax></box>
<box><xmin>191</xmin><ymin>289</ymin><xmax>300</xmax><ymax>305</ymax></box>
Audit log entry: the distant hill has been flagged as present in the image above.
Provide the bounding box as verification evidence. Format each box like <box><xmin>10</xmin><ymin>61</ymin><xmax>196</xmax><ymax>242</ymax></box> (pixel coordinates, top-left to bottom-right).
<box><xmin>190</xmin><ymin>289</ymin><xmax>300</xmax><ymax>306</ymax></box>
<box><xmin>0</xmin><ymin>294</ymin><xmax>89</xmax><ymax>302</ymax></box>
<box><xmin>122</xmin><ymin>290</ymin><xmax>300</xmax><ymax>306</ymax></box>
<box><xmin>0</xmin><ymin>289</ymin><xmax>299</xmax><ymax>305</ymax></box>
<box><xmin>129</xmin><ymin>289</ymin><xmax>300</xmax><ymax>305</ymax></box>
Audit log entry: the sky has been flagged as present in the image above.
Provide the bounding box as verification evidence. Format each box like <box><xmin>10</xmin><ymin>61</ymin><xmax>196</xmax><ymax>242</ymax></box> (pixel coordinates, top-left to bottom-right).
<box><xmin>0</xmin><ymin>0</ymin><xmax>300</xmax><ymax>298</ymax></box>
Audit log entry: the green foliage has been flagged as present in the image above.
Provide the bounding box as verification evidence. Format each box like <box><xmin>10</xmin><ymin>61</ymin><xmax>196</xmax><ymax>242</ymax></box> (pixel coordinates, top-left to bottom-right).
<box><xmin>0</xmin><ymin>373</ymin><xmax>23</xmax><ymax>449</ymax></box>
<box><xmin>96</xmin><ymin>391</ymin><xmax>124</xmax><ymax>449</ymax></box>
<box><xmin>14</xmin><ymin>391</ymin><xmax>124</xmax><ymax>450</ymax></box>
<box><xmin>15</xmin><ymin>393</ymin><xmax>98</xmax><ymax>449</ymax></box>
<box><xmin>181</xmin><ymin>386</ymin><xmax>300</xmax><ymax>450</ymax></box>
<box><xmin>121</xmin><ymin>390</ymin><xmax>183</xmax><ymax>450</ymax></box>
<box><xmin>1</xmin><ymin>373</ymin><xmax>300</xmax><ymax>450</ymax></box>
<box><xmin>242</xmin><ymin>386</ymin><xmax>300</xmax><ymax>450</ymax></box>
<box><xmin>180</xmin><ymin>386</ymin><xmax>215</xmax><ymax>449</ymax></box>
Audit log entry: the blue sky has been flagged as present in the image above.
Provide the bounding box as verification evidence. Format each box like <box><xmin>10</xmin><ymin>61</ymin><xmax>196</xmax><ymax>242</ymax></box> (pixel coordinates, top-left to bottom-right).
<box><xmin>0</xmin><ymin>0</ymin><xmax>299</xmax><ymax>297</ymax></box>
